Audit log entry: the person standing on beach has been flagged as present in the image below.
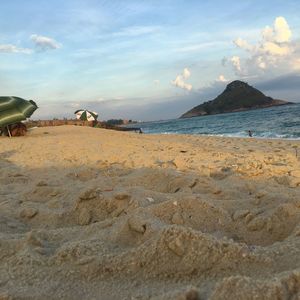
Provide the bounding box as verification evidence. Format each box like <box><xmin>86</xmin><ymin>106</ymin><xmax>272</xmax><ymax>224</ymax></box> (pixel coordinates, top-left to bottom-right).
<box><xmin>248</xmin><ymin>130</ymin><xmax>253</xmax><ymax>137</ymax></box>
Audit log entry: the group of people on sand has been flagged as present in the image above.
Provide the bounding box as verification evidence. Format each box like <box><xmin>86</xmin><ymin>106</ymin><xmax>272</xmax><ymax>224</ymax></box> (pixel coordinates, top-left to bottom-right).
<box><xmin>0</xmin><ymin>122</ymin><xmax>27</xmax><ymax>137</ymax></box>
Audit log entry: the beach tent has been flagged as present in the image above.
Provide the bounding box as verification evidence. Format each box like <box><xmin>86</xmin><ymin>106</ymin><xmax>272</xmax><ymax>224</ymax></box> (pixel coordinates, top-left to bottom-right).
<box><xmin>74</xmin><ymin>109</ymin><xmax>98</xmax><ymax>121</ymax></box>
<box><xmin>0</xmin><ymin>96</ymin><xmax>38</xmax><ymax>137</ymax></box>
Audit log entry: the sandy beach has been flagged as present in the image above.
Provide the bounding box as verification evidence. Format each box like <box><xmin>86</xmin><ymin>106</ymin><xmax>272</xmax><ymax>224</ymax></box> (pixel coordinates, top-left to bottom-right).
<box><xmin>1</xmin><ymin>125</ymin><xmax>300</xmax><ymax>299</ymax></box>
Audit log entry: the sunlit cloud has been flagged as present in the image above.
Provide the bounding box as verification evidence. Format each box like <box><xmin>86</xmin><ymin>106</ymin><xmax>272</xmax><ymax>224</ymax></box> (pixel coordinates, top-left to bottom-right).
<box><xmin>226</xmin><ymin>16</ymin><xmax>299</xmax><ymax>76</ymax></box>
<box><xmin>230</xmin><ymin>56</ymin><xmax>241</xmax><ymax>72</ymax></box>
<box><xmin>263</xmin><ymin>16</ymin><xmax>292</xmax><ymax>43</ymax></box>
<box><xmin>216</xmin><ymin>75</ymin><xmax>229</xmax><ymax>82</ymax></box>
<box><xmin>171</xmin><ymin>68</ymin><xmax>192</xmax><ymax>91</ymax></box>
<box><xmin>234</xmin><ymin>38</ymin><xmax>253</xmax><ymax>52</ymax></box>
<box><xmin>183</xmin><ymin>68</ymin><xmax>191</xmax><ymax>79</ymax></box>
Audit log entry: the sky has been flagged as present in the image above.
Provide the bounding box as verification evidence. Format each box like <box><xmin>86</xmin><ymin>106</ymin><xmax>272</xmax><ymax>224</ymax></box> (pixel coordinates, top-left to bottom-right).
<box><xmin>0</xmin><ymin>0</ymin><xmax>300</xmax><ymax>121</ymax></box>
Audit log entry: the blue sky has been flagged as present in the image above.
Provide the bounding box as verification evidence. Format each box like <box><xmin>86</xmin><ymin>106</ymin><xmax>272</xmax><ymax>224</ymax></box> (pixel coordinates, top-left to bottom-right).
<box><xmin>1</xmin><ymin>0</ymin><xmax>300</xmax><ymax>120</ymax></box>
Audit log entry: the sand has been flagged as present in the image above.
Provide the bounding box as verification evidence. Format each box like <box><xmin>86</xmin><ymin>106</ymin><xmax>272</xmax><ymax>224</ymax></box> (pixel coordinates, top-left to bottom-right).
<box><xmin>0</xmin><ymin>125</ymin><xmax>300</xmax><ymax>300</ymax></box>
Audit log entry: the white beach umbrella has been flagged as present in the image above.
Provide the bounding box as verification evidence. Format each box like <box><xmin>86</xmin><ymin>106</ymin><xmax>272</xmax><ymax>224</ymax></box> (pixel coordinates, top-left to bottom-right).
<box><xmin>74</xmin><ymin>109</ymin><xmax>98</xmax><ymax>121</ymax></box>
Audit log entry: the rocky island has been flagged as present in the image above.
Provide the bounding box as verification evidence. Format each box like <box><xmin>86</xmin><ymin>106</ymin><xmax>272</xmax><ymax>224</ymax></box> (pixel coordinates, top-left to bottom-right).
<box><xmin>180</xmin><ymin>80</ymin><xmax>293</xmax><ymax>119</ymax></box>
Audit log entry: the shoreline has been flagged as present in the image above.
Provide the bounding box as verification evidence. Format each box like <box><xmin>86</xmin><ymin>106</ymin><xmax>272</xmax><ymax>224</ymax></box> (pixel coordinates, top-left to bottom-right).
<box><xmin>143</xmin><ymin>131</ymin><xmax>300</xmax><ymax>141</ymax></box>
<box><xmin>2</xmin><ymin>128</ymin><xmax>300</xmax><ymax>141</ymax></box>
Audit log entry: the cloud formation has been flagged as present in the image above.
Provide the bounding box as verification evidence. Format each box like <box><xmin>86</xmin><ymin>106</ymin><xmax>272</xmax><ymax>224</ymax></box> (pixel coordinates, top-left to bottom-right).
<box><xmin>171</xmin><ymin>68</ymin><xmax>192</xmax><ymax>91</ymax></box>
<box><xmin>263</xmin><ymin>17</ymin><xmax>292</xmax><ymax>43</ymax></box>
<box><xmin>230</xmin><ymin>56</ymin><xmax>241</xmax><ymax>72</ymax></box>
<box><xmin>216</xmin><ymin>75</ymin><xmax>228</xmax><ymax>82</ymax></box>
<box><xmin>227</xmin><ymin>16</ymin><xmax>300</xmax><ymax>76</ymax></box>
<box><xmin>30</xmin><ymin>34</ymin><xmax>61</xmax><ymax>51</ymax></box>
<box><xmin>0</xmin><ymin>35</ymin><xmax>61</xmax><ymax>55</ymax></box>
<box><xmin>0</xmin><ymin>44</ymin><xmax>32</xmax><ymax>54</ymax></box>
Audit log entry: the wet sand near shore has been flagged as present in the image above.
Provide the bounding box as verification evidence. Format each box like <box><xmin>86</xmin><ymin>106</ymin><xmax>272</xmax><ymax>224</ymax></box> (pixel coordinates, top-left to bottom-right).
<box><xmin>1</xmin><ymin>126</ymin><xmax>300</xmax><ymax>299</ymax></box>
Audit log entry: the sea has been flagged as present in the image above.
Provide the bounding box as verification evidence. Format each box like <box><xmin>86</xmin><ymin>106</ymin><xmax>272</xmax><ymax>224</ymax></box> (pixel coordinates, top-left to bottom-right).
<box><xmin>129</xmin><ymin>104</ymin><xmax>300</xmax><ymax>139</ymax></box>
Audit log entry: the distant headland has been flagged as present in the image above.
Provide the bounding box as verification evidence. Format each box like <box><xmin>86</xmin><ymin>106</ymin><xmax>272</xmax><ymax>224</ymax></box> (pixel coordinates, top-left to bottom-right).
<box><xmin>180</xmin><ymin>80</ymin><xmax>294</xmax><ymax>119</ymax></box>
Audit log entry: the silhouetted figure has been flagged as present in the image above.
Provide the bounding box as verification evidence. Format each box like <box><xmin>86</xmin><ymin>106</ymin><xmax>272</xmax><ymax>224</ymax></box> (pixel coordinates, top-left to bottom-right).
<box><xmin>248</xmin><ymin>130</ymin><xmax>253</xmax><ymax>137</ymax></box>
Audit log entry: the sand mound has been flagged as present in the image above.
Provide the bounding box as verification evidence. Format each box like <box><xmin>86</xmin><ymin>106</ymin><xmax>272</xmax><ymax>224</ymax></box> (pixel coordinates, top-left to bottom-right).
<box><xmin>1</xmin><ymin>126</ymin><xmax>300</xmax><ymax>299</ymax></box>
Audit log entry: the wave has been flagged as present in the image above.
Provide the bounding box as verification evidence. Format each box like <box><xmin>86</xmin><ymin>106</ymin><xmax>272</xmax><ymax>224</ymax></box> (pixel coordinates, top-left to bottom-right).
<box><xmin>131</xmin><ymin>103</ymin><xmax>300</xmax><ymax>140</ymax></box>
<box><xmin>142</xmin><ymin>130</ymin><xmax>300</xmax><ymax>140</ymax></box>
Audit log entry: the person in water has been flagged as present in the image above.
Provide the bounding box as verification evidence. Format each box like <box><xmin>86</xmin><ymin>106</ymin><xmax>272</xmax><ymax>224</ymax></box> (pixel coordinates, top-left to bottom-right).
<box><xmin>248</xmin><ymin>130</ymin><xmax>253</xmax><ymax>137</ymax></box>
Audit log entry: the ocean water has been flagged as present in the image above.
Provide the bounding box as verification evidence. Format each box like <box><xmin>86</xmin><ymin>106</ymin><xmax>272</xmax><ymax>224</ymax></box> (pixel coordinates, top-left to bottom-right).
<box><xmin>130</xmin><ymin>104</ymin><xmax>300</xmax><ymax>139</ymax></box>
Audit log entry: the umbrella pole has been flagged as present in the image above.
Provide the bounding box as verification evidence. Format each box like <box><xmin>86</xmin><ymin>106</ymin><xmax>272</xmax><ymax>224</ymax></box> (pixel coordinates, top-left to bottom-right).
<box><xmin>7</xmin><ymin>126</ymin><xmax>12</xmax><ymax>138</ymax></box>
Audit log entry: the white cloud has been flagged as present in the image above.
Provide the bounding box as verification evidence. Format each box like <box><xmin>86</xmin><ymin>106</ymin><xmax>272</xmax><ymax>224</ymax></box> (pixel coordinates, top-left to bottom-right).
<box><xmin>260</xmin><ymin>16</ymin><xmax>292</xmax><ymax>44</ymax></box>
<box><xmin>256</xmin><ymin>56</ymin><xmax>267</xmax><ymax>69</ymax></box>
<box><xmin>153</xmin><ymin>79</ymin><xmax>160</xmax><ymax>85</ymax></box>
<box><xmin>30</xmin><ymin>34</ymin><xmax>61</xmax><ymax>51</ymax></box>
<box><xmin>217</xmin><ymin>75</ymin><xmax>228</xmax><ymax>82</ymax></box>
<box><xmin>172</xmin><ymin>76</ymin><xmax>192</xmax><ymax>91</ymax></box>
<box><xmin>227</xmin><ymin>16</ymin><xmax>299</xmax><ymax>76</ymax></box>
<box><xmin>234</xmin><ymin>38</ymin><xmax>253</xmax><ymax>52</ymax></box>
<box><xmin>230</xmin><ymin>56</ymin><xmax>241</xmax><ymax>72</ymax></box>
<box><xmin>262</xmin><ymin>41</ymin><xmax>290</xmax><ymax>56</ymax></box>
<box><xmin>0</xmin><ymin>44</ymin><xmax>32</xmax><ymax>54</ymax></box>
<box><xmin>0</xmin><ymin>34</ymin><xmax>60</xmax><ymax>55</ymax></box>
<box><xmin>171</xmin><ymin>68</ymin><xmax>192</xmax><ymax>91</ymax></box>
<box><xmin>182</xmin><ymin>68</ymin><xmax>191</xmax><ymax>79</ymax></box>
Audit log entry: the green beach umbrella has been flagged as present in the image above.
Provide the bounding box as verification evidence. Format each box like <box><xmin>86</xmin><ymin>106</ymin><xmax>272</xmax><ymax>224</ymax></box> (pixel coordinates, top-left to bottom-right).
<box><xmin>74</xmin><ymin>109</ymin><xmax>98</xmax><ymax>121</ymax></box>
<box><xmin>0</xmin><ymin>96</ymin><xmax>38</xmax><ymax>128</ymax></box>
